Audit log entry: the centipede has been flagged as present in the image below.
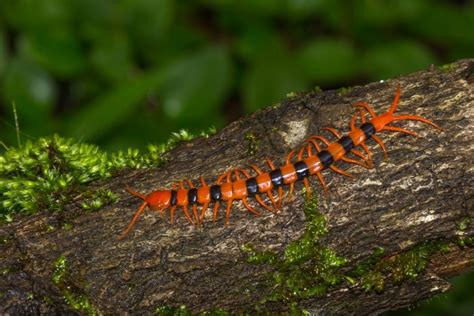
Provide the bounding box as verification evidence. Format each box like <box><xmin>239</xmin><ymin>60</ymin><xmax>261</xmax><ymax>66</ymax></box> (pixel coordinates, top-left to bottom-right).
<box><xmin>118</xmin><ymin>87</ymin><xmax>440</xmax><ymax>240</ymax></box>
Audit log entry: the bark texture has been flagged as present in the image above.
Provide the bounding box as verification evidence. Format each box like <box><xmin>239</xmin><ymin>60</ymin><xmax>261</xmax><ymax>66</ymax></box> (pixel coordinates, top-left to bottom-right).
<box><xmin>0</xmin><ymin>59</ymin><xmax>473</xmax><ymax>315</ymax></box>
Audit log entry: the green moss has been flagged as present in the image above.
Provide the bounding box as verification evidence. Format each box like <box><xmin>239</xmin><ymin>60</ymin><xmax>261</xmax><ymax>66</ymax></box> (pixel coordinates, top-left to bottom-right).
<box><xmin>244</xmin><ymin>132</ymin><xmax>260</xmax><ymax>156</ymax></box>
<box><xmin>155</xmin><ymin>306</ymin><xmax>228</xmax><ymax>316</ymax></box>
<box><xmin>439</xmin><ymin>62</ymin><xmax>456</xmax><ymax>72</ymax></box>
<box><xmin>1</xmin><ymin>266</ymin><xmax>12</xmax><ymax>275</ymax></box>
<box><xmin>63</xmin><ymin>290</ymin><xmax>97</xmax><ymax>315</ymax></box>
<box><xmin>360</xmin><ymin>271</ymin><xmax>384</xmax><ymax>293</ymax></box>
<box><xmin>62</xmin><ymin>223</ymin><xmax>73</xmax><ymax>230</ymax></box>
<box><xmin>286</xmin><ymin>91</ymin><xmax>298</xmax><ymax>98</ymax></box>
<box><xmin>337</xmin><ymin>86</ymin><xmax>352</xmax><ymax>95</ymax></box>
<box><xmin>457</xmin><ymin>236</ymin><xmax>474</xmax><ymax>248</ymax></box>
<box><xmin>0</xmin><ymin>126</ymin><xmax>213</xmax><ymax>223</ymax></box>
<box><xmin>199</xmin><ymin>308</ymin><xmax>229</xmax><ymax>316</ymax></box>
<box><xmin>312</xmin><ymin>86</ymin><xmax>322</xmax><ymax>93</ymax></box>
<box><xmin>155</xmin><ymin>305</ymin><xmax>191</xmax><ymax>316</ymax></box>
<box><xmin>386</xmin><ymin>242</ymin><xmax>445</xmax><ymax>284</ymax></box>
<box><xmin>52</xmin><ymin>254</ymin><xmax>68</xmax><ymax>285</ymax></box>
<box><xmin>350</xmin><ymin>246</ymin><xmax>385</xmax><ymax>277</ymax></box>
<box><xmin>351</xmin><ymin>240</ymin><xmax>452</xmax><ymax>293</ymax></box>
<box><xmin>0</xmin><ymin>235</ymin><xmax>9</xmax><ymax>245</ymax></box>
<box><xmin>457</xmin><ymin>217</ymin><xmax>471</xmax><ymax>231</ymax></box>
<box><xmin>80</xmin><ymin>189</ymin><xmax>119</xmax><ymax>211</ymax></box>
<box><xmin>51</xmin><ymin>254</ymin><xmax>97</xmax><ymax>315</ymax></box>
<box><xmin>242</xmin><ymin>196</ymin><xmax>346</xmax><ymax>308</ymax></box>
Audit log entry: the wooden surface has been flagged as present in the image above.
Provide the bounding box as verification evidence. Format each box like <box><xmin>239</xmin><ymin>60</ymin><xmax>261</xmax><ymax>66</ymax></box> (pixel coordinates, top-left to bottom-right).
<box><xmin>0</xmin><ymin>59</ymin><xmax>473</xmax><ymax>315</ymax></box>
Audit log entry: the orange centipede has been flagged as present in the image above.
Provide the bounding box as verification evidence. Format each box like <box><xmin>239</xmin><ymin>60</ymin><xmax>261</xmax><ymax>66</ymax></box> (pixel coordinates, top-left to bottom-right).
<box><xmin>118</xmin><ymin>87</ymin><xmax>440</xmax><ymax>240</ymax></box>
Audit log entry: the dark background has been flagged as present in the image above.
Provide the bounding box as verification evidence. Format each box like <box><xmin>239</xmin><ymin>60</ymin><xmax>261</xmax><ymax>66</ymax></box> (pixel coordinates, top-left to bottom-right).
<box><xmin>0</xmin><ymin>0</ymin><xmax>472</xmax><ymax>314</ymax></box>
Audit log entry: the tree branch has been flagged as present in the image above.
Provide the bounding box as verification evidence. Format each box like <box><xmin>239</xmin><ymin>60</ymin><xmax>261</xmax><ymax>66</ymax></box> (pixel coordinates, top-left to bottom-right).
<box><xmin>0</xmin><ymin>59</ymin><xmax>473</xmax><ymax>315</ymax></box>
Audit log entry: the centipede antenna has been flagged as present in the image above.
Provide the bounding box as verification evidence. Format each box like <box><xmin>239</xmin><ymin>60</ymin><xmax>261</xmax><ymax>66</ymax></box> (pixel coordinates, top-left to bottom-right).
<box><xmin>125</xmin><ymin>186</ymin><xmax>147</xmax><ymax>200</ymax></box>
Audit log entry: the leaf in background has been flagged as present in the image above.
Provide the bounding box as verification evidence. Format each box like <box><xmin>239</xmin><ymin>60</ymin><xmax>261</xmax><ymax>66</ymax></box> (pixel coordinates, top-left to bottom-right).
<box><xmin>65</xmin><ymin>45</ymin><xmax>232</xmax><ymax>141</ymax></box>
<box><xmin>90</xmin><ymin>33</ymin><xmax>133</xmax><ymax>83</ymax></box>
<box><xmin>235</xmin><ymin>24</ymin><xmax>283</xmax><ymax>63</ymax></box>
<box><xmin>160</xmin><ymin>45</ymin><xmax>232</xmax><ymax>124</ymax></box>
<box><xmin>409</xmin><ymin>2</ymin><xmax>474</xmax><ymax>48</ymax></box>
<box><xmin>22</xmin><ymin>30</ymin><xmax>86</xmax><ymax>78</ymax></box>
<box><xmin>362</xmin><ymin>40</ymin><xmax>436</xmax><ymax>80</ymax></box>
<box><xmin>297</xmin><ymin>38</ymin><xmax>358</xmax><ymax>85</ymax></box>
<box><xmin>242</xmin><ymin>43</ymin><xmax>307</xmax><ymax>113</ymax></box>
<box><xmin>1</xmin><ymin>57</ymin><xmax>55</xmax><ymax>135</ymax></box>
<box><xmin>64</xmin><ymin>67</ymin><xmax>167</xmax><ymax>141</ymax></box>
<box><xmin>0</xmin><ymin>32</ymin><xmax>5</xmax><ymax>75</ymax></box>
<box><xmin>0</xmin><ymin>0</ymin><xmax>72</xmax><ymax>31</ymax></box>
<box><xmin>123</xmin><ymin>0</ymin><xmax>174</xmax><ymax>51</ymax></box>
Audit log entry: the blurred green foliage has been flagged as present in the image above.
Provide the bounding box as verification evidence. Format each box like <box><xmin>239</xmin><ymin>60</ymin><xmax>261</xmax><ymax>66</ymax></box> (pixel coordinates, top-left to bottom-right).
<box><xmin>0</xmin><ymin>1</ymin><xmax>472</xmax><ymax>314</ymax></box>
<box><xmin>0</xmin><ymin>0</ymin><xmax>472</xmax><ymax>150</ymax></box>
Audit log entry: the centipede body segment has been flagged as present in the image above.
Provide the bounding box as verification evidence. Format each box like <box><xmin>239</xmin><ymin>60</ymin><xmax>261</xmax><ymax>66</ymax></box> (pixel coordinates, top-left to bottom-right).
<box><xmin>118</xmin><ymin>87</ymin><xmax>440</xmax><ymax>240</ymax></box>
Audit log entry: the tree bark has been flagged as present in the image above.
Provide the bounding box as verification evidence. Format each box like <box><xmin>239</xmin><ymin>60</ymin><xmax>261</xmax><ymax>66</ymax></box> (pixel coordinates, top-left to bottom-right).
<box><xmin>1</xmin><ymin>59</ymin><xmax>473</xmax><ymax>315</ymax></box>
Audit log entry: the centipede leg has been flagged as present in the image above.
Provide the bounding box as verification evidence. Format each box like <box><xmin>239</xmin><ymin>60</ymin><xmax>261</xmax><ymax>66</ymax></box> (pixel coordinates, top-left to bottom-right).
<box><xmin>234</xmin><ymin>169</ymin><xmax>261</xmax><ymax>217</ymax></box>
<box><xmin>371</xmin><ymin>134</ymin><xmax>388</xmax><ymax>159</ymax></box>
<box><xmin>388</xmin><ymin>85</ymin><xmax>401</xmax><ymax>114</ymax></box>
<box><xmin>359</xmin><ymin>141</ymin><xmax>373</xmax><ymax>166</ymax></box>
<box><xmin>118</xmin><ymin>201</ymin><xmax>148</xmax><ymax>240</ymax></box>
<box><xmin>383</xmin><ymin>125</ymin><xmax>418</xmax><ymax>137</ymax></box>
<box><xmin>330</xmin><ymin>165</ymin><xmax>353</xmax><ymax>178</ymax></box>
<box><xmin>316</xmin><ymin>171</ymin><xmax>328</xmax><ymax>194</ymax></box>
<box><xmin>359</xmin><ymin>110</ymin><xmax>388</xmax><ymax>160</ymax></box>
<box><xmin>184</xmin><ymin>179</ymin><xmax>199</xmax><ymax>223</ymax></box>
<box><xmin>170</xmin><ymin>206</ymin><xmax>177</xmax><ymax>224</ymax></box>
<box><xmin>320</xmin><ymin>128</ymin><xmax>370</xmax><ymax>169</ymax></box>
<box><xmin>285</xmin><ymin>150</ymin><xmax>295</xmax><ymax>164</ymax></box>
<box><xmin>210</xmin><ymin>172</ymin><xmax>229</xmax><ymax>222</ymax></box>
<box><xmin>225</xmin><ymin>200</ymin><xmax>233</xmax><ymax>225</ymax></box>
<box><xmin>306</xmin><ymin>145</ymin><xmax>328</xmax><ymax>194</ymax></box>
<box><xmin>392</xmin><ymin>115</ymin><xmax>441</xmax><ymax>130</ymax></box>
<box><xmin>265</xmin><ymin>159</ymin><xmax>280</xmax><ymax>210</ymax></box>
<box><xmin>352</xmin><ymin>101</ymin><xmax>377</xmax><ymax>118</ymax></box>
<box><xmin>249</xmin><ymin>165</ymin><xmax>274</xmax><ymax>212</ymax></box>
<box><xmin>238</xmin><ymin>168</ymin><xmax>273</xmax><ymax>213</ymax></box>
<box><xmin>255</xmin><ymin>195</ymin><xmax>275</xmax><ymax>213</ymax></box>
<box><xmin>199</xmin><ymin>177</ymin><xmax>209</xmax><ymax>223</ymax></box>
<box><xmin>200</xmin><ymin>203</ymin><xmax>209</xmax><ymax>223</ymax></box>
<box><xmin>181</xmin><ymin>205</ymin><xmax>194</xmax><ymax>224</ymax></box>
<box><xmin>242</xmin><ymin>198</ymin><xmax>261</xmax><ymax>216</ymax></box>
<box><xmin>298</xmin><ymin>147</ymin><xmax>311</xmax><ymax>198</ymax></box>
<box><xmin>213</xmin><ymin>202</ymin><xmax>220</xmax><ymax>222</ymax></box>
<box><xmin>125</xmin><ymin>186</ymin><xmax>147</xmax><ymax>200</ymax></box>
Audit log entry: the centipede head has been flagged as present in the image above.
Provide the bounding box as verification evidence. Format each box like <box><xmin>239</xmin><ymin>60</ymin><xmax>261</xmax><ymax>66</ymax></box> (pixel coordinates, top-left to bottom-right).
<box><xmin>118</xmin><ymin>187</ymin><xmax>170</xmax><ymax>240</ymax></box>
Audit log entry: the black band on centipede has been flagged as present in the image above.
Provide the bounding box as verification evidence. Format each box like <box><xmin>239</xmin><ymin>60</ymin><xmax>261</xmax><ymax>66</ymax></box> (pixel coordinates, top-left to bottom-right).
<box><xmin>360</xmin><ymin>122</ymin><xmax>376</xmax><ymax>139</ymax></box>
<box><xmin>270</xmin><ymin>169</ymin><xmax>283</xmax><ymax>187</ymax></box>
<box><xmin>246</xmin><ymin>178</ymin><xmax>259</xmax><ymax>196</ymax></box>
<box><xmin>338</xmin><ymin>136</ymin><xmax>355</xmax><ymax>153</ymax></box>
<box><xmin>187</xmin><ymin>188</ymin><xmax>198</xmax><ymax>204</ymax></box>
<box><xmin>294</xmin><ymin>161</ymin><xmax>309</xmax><ymax>180</ymax></box>
<box><xmin>317</xmin><ymin>150</ymin><xmax>334</xmax><ymax>168</ymax></box>
<box><xmin>170</xmin><ymin>190</ymin><xmax>177</xmax><ymax>206</ymax></box>
<box><xmin>210</xmin><ymin>185</ymin><xmax>222</xmax><ymax>201</ymax></box>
